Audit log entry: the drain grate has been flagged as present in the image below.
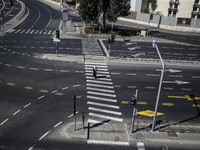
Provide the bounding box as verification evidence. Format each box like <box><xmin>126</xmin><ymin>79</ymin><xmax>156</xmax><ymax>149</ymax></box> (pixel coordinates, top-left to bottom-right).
<box><xmin>167</xmin><ymin>131</ymin><xmax>178</xmax><ymax>137</ymax></box>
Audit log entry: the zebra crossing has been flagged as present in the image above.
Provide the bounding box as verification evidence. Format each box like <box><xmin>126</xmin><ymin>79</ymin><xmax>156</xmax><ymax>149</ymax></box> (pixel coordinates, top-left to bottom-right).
<box><xmin>10</xmin><ymin>29</ymin><xmax>56</xmax><ymax>35</ymax></box>
<box><xmin>82</xmin><ymin>39</ymin><xmax>123</xmax><ymax>124</ymax></box>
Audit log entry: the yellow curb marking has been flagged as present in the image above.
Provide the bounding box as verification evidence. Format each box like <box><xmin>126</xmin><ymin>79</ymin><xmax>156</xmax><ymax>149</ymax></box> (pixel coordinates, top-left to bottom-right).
<box><xmin>40</xmin><ymin>89</ymin><xmax>48</xmax><ymax>93</ymax></box>
<box><xmin>128</xmin><ymin>86</ymin><xmax>137</xmax><ymax>88</ymax></box>
<box><xmin>121</xmin><ymin>101</ymin><xmax>129</xmax><ymax>104</ymax></box>
<box><xmin>114</xmin><ymin>85</ymin><xmax>121</xmax><ymax>88</ymax></box>
<box><xmin>55</xmin><ymin>92</ymin><xmax>64</xmax><ymax>96</ymax></box>
<box><xmin>164</xmin><ymin>87</ymin><xmax>173</xmax><ymax>90</ymax></box>
<box><xmin>7</xmin><ymin>82</ymin><xmax>15</xmax><ymax>86</ymax></box>
<box><xmin>162</xmin><ymin>103</ymin><xmax>174</xmax><ymax>106</ymax></box>
<box><xmin>137</xmin><ymin>110</ymin><xmax>164</xmax><ymax>117</ymax></box>
<box><xmin>192</xmin><ymin>104</ymin><xmax>200</xmax><ymax>107</ymax></box>
<box><xmin>168</xmin><ymin>95</ymin><xmax>200</xmax><ymax>101</ymax></box>
<box><xmin>76</xmin><ymin>96</ymin><xmax>82</xmax><ymax>99</ymax></box>
<box><xmin>24</xmin><ymin>86</ymin><xmax>33</xmax><ymax>90</ymax></box>
<box><xmin>137</xmin><ymin>102</ymin><xmax>147</xmax><ymax>105</ymax></box>
<box><xmin>145</xmin><ymin>86</ymin><xmax>155</xmax><ymax>89</ymax></box>
<box><xmin>181</xmin><ymin>88</ymin><xmax>191</xmax><ymax>91</ymax></box>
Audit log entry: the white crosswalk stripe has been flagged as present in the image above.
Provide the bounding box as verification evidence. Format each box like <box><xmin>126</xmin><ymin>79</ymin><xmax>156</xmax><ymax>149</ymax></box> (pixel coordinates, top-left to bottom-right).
<box><xmin>10</xmin><ymin>29</ymin><xmax>55</xmax><ymax>35</ymax></box>
<box><xmin>83</xmin><ymin>39</ymin><xmax>123</xmax><ymax>124</ymax></box>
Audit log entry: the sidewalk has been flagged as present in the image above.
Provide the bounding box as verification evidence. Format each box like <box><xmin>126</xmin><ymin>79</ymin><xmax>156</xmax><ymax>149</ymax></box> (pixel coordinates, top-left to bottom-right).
<box><xmin>62</xmin><ymin>121</ymin><xmax>200</xmax><ymax>146</ymax></box>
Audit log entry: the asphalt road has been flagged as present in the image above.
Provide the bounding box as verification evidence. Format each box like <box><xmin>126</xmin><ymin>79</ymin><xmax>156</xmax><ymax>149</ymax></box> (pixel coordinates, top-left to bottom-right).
<box><xmin>0</xmin><ymin>0</ymin><xmax>200</xmax><ymax>149</ymax></box>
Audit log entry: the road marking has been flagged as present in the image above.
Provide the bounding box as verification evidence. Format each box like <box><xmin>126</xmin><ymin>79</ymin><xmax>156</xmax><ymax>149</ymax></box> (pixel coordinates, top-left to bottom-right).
<box><xmin>44</xmin><ymin>69</ymin><xmax>54</xmax><ymax>72</ymax></box>
<box><xmin>51</xmin><ymin>90</ymin><xmax>58</xmax><ymax>93</ymax></box>
<box><xmin>85</xmin><ymin>62</ymin><xmax>107</xmax><ymax>65</ymax></box>
<box><xmin>162</xmin><ymin>103</ymin><xmax>174</xmax><ymax>106</ymax></box>
<box><xmin>24</xmin><ymin>103</ymin><xmax>31</xmax><ymax>108</ymax></box>
<box><xmin>189</xmin><ymin>48</ymin><xmax>199</xmax><ymax>50</ymax></box>
<box><xmin>85</xmin><ymin>73</ymin><xmax>110</xmax><ymax>77</ymax></box>
<box><xmin>169</xmin><ymin>75</ymin><xmax>183</xmax><ymax>78</ymax></box>
<box><xmin>121</xmin><ymin>101</ymin><xmax>129</xmax><ymax>104</ymax></box>
<box><xmin>86</xmin><ymin>76</ymin><xmax>112</xmax><ymax>81</ymax></box>
<box><xmin>55</xmin><ymin>92</ymin><xmax>64</xmax><ymax>96</ymax></box>
<box><xmin>40</xmin><ymin>89</ymin><xmax>48</xmax><ymax>93</ymax></box>
<box><xmin>0</xmin><ymin>118</ymin><xmax>9</xmax><ymax>126</ymax></box>
<box><xmin>114</xmin><ymin>85</ymin><xmax>121</xmax><ymax>88</ymax></box>
<box><xmin>87</xmin><ymin>101</ymin><xmax>119</xmax><ymax>109</ymax></box>
<box><xmin>192</xmin><ymin>76</ymin><xmax>200</xmax><ymax>79</ymax></box>
<box><xmin>87</xmin><ymin>87</ymin><xmax>115</xmax><ymax>93</ymax></box>
<box><xmin>68</xmin><ymin>111</ymin><xmax>79</xmax><ymax>118</ymax></box>
<box><xmin>75</xmin><ymin>71</ymin><xmax>84</xmax><ymax>73</ymax></box>
<box><xmin>89</xmin><ymin>107</ymin><xmax>121</xmax><ymax>115</ymax></box>
<box><xmin>38</xmin><ymin>95</ymin><xmax>45</xmax><ymax>99</ymax></box>
<box><xmin>145</xmin><ymin>86</ymin><xmax>155</xmax><ymax>89</ymax></box>
<box><xmin>13</xmin><ymin>110</ymin><xmax>21</xmax><ymax>115</ymax></box>
<box><xmin>88</xmin><ymin>91</ymin><xmax>116</xmax><ymax>97</ymax></box>
<box><xmin>87</xmin><ymin>140</ymin><xmax>129</xmax><ymax>146</ymax></box>
<box><xmin>89</xmin><ymin>113</ymin><xmax>123</xmax><ymax>122</ymax></box>
<box><xmin>192</xmin><ymin>104</ymin><xmax>200</xmax><ymax>107</ymax></box>
<box><xmin>168</xmin><ymin>95</ymin><xmax>200</xmax><ymax>100</ymax></box>
<box><xmin>62</xmin><ymin>87</ymin><xmax>69</xmax><ymax>90</ymax></box>
<box><xmin>54</xmin><ymin>121</ymin><xmax>63</xmax><ymax>127</ymax></box>
<box><xmin>39</xmin><ymin>130</ymin><xmax>51</xmax><ymax>140</ymax></box>
<box><xmin>30</xmin><ymin>68</ymin><xmax>39</xmax><ymax>70</ymax></box>
<box><xmin>87</xmin><ymin>119</ymin><xmax>108</xmax><ymax>124</ymax></box>
<box><xmin>137</xmin><ymin>110</ymin><xmax>164</xmax><ymax>117</ymax></box>
<box><xmin>85</xmin><ymin>65</ymin><xmax>107</xmax><ymax>68</ymax></box>
<box><xmin>73</xmin><ymin>84</ymin><xmax>80</xmax><ymax>87</ymax></box>
<box><xmin>17</xmin><ymin>66</ymin><xmax>25</xmax><ymax>69</ymax></box>
<box><xmin>137</xmin><ymin>142</ymin><xmax>145</xmax><ymax>150</ymax></box>
<box><xmin>181</xmin><ymin>88</ymin><xmax>191</xmax><ymax>91</ymax></box>
<box><xmin>24</xmin><ymin>86</ymin><xmax>33</xmax><ymax>90</ymax></box>
<box><xmin>128</xmin><ymin>86</ymin><xmax>137</xmax><ymax>88</ymax></box>
<box><xmin>85</xmin><ymin>67</ymin><xmax>108</xmax><ymax>71</ymax></box>
<box><xmin>5</xmin><ymin>64</ymin><xmax>11</xmax><ymax>67</ymax></box>
<box><xmin>87</xmin><ymin>80</ymin><xmax>113</xmax><ymax>85</ymax></box>
<box><xmin>111</xmin><ymin>72</ymin><xmax>121</xmax><ymax>75</ymax></box>
<box><xmin>137</xmin><ymin>102</ymin><xmax>147</xmax><ymax>105</ymax></box>
<box><xmin>86</xmin><ymin>70</ymin><xmax>110</xmax><ymax>74</ymax></box>
<box><xmin>127</xmin><ymin>73</ymin><xmax>136</xmax><ymax>76</ymax></box>
<box><xmin>164</xmin><ymin>87</ymin><xmax>173</xmax><ymax>90</ymax></box>
<box><xmin>146</xmin><ymin>74</ymin><xmax>159</xmax><ymax>77</ymax></box>
<box><xmin>60</xmin><ymin>70</ymin><xmax>70</xmax><ymax>72</ymax></box>
<box><xmin>87</xmin><ymin>83</ymin><xmax>113</xmax><ymax>89</ymax></box>
<box><xmin>87</xmin><ymin>96</ymin><xmax>117</xmax><ymax>103</ymax></box>
<box><xmin>7</xmin><ymin>82</ymin><xmax>15</xmax><ymax>86</ymax></box>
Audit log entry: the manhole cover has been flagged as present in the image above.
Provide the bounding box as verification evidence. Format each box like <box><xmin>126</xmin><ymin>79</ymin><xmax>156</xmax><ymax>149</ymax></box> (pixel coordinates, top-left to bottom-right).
<box><xmin>167</xmin><ymin>131</ymin><xmax>178</xmax><ymax>137</ymax></box>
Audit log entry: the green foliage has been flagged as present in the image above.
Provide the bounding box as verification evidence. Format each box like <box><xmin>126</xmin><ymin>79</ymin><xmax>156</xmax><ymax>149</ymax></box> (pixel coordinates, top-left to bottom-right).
<box><xmin>142</xmin><ymin>7</ymin><xmax>150</xmax><ymax>13</ymax></box>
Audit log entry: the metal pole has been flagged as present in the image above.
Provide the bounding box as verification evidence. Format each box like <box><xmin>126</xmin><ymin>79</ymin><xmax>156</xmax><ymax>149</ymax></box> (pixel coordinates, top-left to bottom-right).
<box><xmin>131</xmin><ymin>89</ymin><xmax>138</xmax><ymax>133</ymax></box>
<box><xmin>56</xmin><ymin>42</ymin><xmax>58</xmax><ymax>57</ymax></box>
<box><xmin>147</xmin><ymin>14</ymin><xmax>150</xmax><ymax>37</ymax></box>
<box><xmin>151</xmin><ymin>44</ymin><xmax>165</xmax><ymax>131</ymax></box>
<box><xmin>87</xmin><ymin>122</ymin><xmax>90</xmax><ymax>139</ymax></box>
<box><xmin>82</xmin><ymin>112</ymin><xmax>85</xmax><ymax>129</ymax></box>
<box><xmin>108</xmin><ymin>43</ymin><xmax>110</xmax><ymax>60</ymax></box>
<box><xmin>74</xmin><ymin>94</ymin><xmax>76</xmax><ymax>131</ymax></box>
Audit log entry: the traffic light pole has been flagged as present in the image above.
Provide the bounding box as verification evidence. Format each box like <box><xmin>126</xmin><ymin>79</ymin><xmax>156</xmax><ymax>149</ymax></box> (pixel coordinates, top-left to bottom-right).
<box><xmin>151</xmin><ymin>44</ymin><xmax>165</xmax><ymax>132</ymax></box>
<box><xmin>73</xmin><ymin>93</ymin><xmax>76</xmax><ymax>131</ymax></box>
<box><xmin>131</xmin><ymin>89</ymin><xmax>138</xmax><ymax>133</ymax></box>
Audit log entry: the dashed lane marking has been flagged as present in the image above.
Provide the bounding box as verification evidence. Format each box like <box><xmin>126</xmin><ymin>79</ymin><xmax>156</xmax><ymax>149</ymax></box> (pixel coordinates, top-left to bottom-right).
<box><xmin>24</xmin><ymin>103</ymin><xmax>31</xmax><ymax>108</ymax></box>
<box><xmin>55</xmin><ymin>92</ymin><xmax>64</xmax><ymax>96</ymax></box>
<box><xmin>181</xmin><ymin>88</ymin><xmax>191</xmax><ymax>91</ymax></box>
<box><xmin>0</xmin><ymin>118</ymin><xmax>9</xmax><ymax>126</ymax></box>
<box><xmin>192</xmin><ymin>104</ymin><xmax>200</xmax><ymax>107</ymax></box>
<box><xmin>73</xmin><ymin>84</ymin><xmax>80</xmax><ymax>87</ymax></box>
<box><xmin>13</xmin><ymin>110</ymin><xmax>21</xmax><ymax>116</ymax></box>
<box><xmin>145</xmin><ymin>86</ymin><xmax>155</xmax><ymax>89</ymax></box>
<box><xmin>164</xmin><ymin>87</ymin><xmax>173</xmax><ymax>90</ymax></box>
<box><xmin>54</xmin><ymin>121</ymin><xmax>63</xmax><ymax>127</ymax></box>
<box><xmin>38</xmin><ymin>95</ymin><xmax>45</xmax><ymax>99</ymax></box>
<box><xmin>39</xmin><ymin>89</ymin><xmax>48</xmax><ymax>93</ymax></box>
<box><xmin>24</xmin><ymin>86</ymin><xmax>33</xmax><ymax>90</ymax></box>
<box><xmin>39</xmin><ymin>130</ymin><xmax>51</xmax><ymax>141</ymax></box>
<box><xmin>137</xmin><ymin>102</ymin><xmax>147</xmax><ymax>105</ymax></box>
<box><xmin>162</xmin><ymin>103</ymin><xmax>174</xmax><ymax>106</ymax></box>
<box><xmin>7</xmin><ymin>82</ymin><xmax>15</xmax><ymax>86</ymax></box>
<box><xmin>114</xmin><ymin>85</ymin><xmax>121</xmax><ymax>88</ymax></box>
<box><xmin>87</xmin><ymin>140</ymin><xmax>129</xmax><ymax>146</ymax></box>
<box><xmin>128</xmin><ymin>86</ymin><xmax>137</xmax><ymax>88</ymax></box>
<box><xmin>121</xmin><ymin>101</ymin><xmax>129</xmax><ymax>104</ymax></box>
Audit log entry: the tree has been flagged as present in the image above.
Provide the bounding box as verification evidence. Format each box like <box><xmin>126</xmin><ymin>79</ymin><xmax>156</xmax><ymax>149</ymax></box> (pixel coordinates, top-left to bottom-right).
<box><xmin>78</xmin><ymin>0</ymin><xmax>130</xmax><ymax>33</ymax></box>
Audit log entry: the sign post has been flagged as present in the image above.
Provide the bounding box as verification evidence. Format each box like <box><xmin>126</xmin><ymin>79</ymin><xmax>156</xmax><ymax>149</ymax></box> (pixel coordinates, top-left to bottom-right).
<box><xmin>53</xmin><ymin>37</ymin><xmax>61</xmax><ymax>57</ymax></box>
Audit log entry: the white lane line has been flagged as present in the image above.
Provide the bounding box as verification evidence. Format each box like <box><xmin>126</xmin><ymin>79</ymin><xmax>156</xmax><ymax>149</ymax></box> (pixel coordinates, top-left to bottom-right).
<box><xmin>38</xmin><ymin>95</ymin><xmax>45</xmax><ymax>99</ymax></box>
<box><xmin>189</xmin><ymin>48</ymin><xmax>199</xmax><ymax>50</ymax></box>
<box><xmin>87</xmin><ymin>140</ymin><xmax>129</xmax><ymax>146</ymax></box>
<box><xmin>30</xmin><ymin>68</ymin><xmax>39</xmax><ymax>70</ymax></box>
<box><xmin>87</xmin><ymin>101</ymin><xmax>119</xmax><ymax>109</ymax></box>
<box><xmin>0</xmin><ymin>118</ymin><xmax>9</xmax><ymax>126</ymax></box>
<box><xmin>87</xmin><ymin>87</ymin><xmax>115</xmax><ymax>93</ymax></box>
<box><xmin>13</xmin><ymin>110</ymin><xmax>21</xmax><ymax>116</ymax></box>
<box><xmin>24</xmin><ymin>103</ymin><xmax>31</xmax><ymax>108</ymax></box>
<box><xmin>88</xmin><ymin>119</ymin><xmax>108</xmax><ymax>124</ymax></box>
<box><xmin>75</xmin><ymin>71</ymin><xmax>84</xmax><ymax>73</ymax></box>
<box><xmin>87</xmin><ymin>83</ymin><xmax>113</xmax><ymax>89</ymax></box>
<box><xmin>51</xmin><ymin>90</ymin><xmax>58</xmax><ymax>93</ymax></box>
<box><xmin>87</xmin><ymin>96</ymin><xmax>117</xmax><ymax>103</ymax></box>
<box><xmin>89</xmin><ymin>113</ymin><xmax>123</xmax><ymax>122</ymax></box>
<box><xmin>169</xmin><ymin>75</ymin><xmax>183</xmax><ymax>78</ymax></box>
<box><xmin>111</xmin><ymin>72</ymin><xmax>120</xmax><ymax>75</ymax></box>
<box><xmin>146</xmin><ymin>74</ymin><xmax>160</xmax><ymax>77</ymax></box>
<box><xmin>87</xmin><ymin>80</ymin><xmax>113</xmax><ymax>85</ymax></box>
<box><xmin>62</xmin><ymin>87</ymin><xmax>69</xmax><ymax>90</ymax></box>
<box><xmin>88</xmin><ymin>91</ymin><xmax>116</xmax><ymax>97</ymax></box>
<box><xmin>73</xmin><ymin>84</ymin><xmax>80</xmax><ymax>88</ymax></box>
<box><xmin>137</xmin><ymin>142</ymin><xmax>145</xmax><ymax>150</ymax></box>
<box><xmin>127</xmin><ymin>73</ymin><xmax>136</xmax><ymax>76</ymax></box>
<box><xmin>5</xmin><ymin>64</ymin><xmax>11</xmax><ymax>67</ymax></box>
<box><xmin>39</xmin><ymin>130</ymin><xmax>51</xmax><ymax>140</ymax></box>
<box><xmin>44</xmin><ymin>69</ymin><xmax>54</xmax><ymax>72</ymax></box>
<box><xmin>68</xmin><ymin>111</ymin><xmax>79</xmax><ymax>118</ymax></box>
<box><xmin>17</xmin><ymin>66</ymin><xmax>25</xmax><ymax>69</ymax></box>
<box><xmin>85</xmin><ymin>67</ymin><xmax>108</xmax><ymax>71</ymax></box>
<box><xmin>192</xmin><ymin>76</ymin><xmax>200</xmax><ymax>79</ymax></box>
<box><xmin>85</xmin><ymin>62</ymin><xmax>107</xmax><ymax>65</ymax></box>
<box><xmin>60</xmin><ymin>70</ymin><xmax>70</xmax><ymax>72</ymax></box>
<box><xmin>85</xmin><ymin>65</ymin><xmax>107</xmax><ymax>68</ymax></box>
<box><xmin>89</xmin><ymin>107</ymin><xmax>121</xmax><ymax>115</ymax></box>
<box><xmin>54</xmin><ymin>121</ymin><xmax>63</xmax><ymax>127</ymax></box>
<box><xmin>86</xmin><ymin>76</ymin><xmax>112</xmax><ymax>81</ymax></box>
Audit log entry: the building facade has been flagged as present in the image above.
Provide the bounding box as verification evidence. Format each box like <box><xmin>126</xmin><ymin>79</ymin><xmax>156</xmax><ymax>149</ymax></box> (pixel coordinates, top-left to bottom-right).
<box><xmin>131</xmin><ymin>0</ymin><xmax>200</xmax><ymax>19</ymax></box>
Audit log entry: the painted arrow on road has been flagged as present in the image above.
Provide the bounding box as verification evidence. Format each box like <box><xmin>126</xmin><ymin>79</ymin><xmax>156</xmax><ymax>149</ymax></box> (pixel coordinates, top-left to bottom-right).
<box><xmin>168</xmin><ymin>95</ymin><xmax>200</xmax><ymax>100</ymax></box>
<box><xmin>156</xmin><ymin>69</ymin><xmax>182</xmax><ymax>73</ymax></box>
<box><xmin>132</xmin><ymin>53</ymin><xmax>145</xmax><ymax>58</ymax></box>
<box><xmin>163</xmin><ymin>80</ymin><xmax>190</xmax><ymax>85</ymax></box>
<box><xmin>128</xmin><ymin>47</ymin><xmax>141</xmax><ymax>50</ymax></box>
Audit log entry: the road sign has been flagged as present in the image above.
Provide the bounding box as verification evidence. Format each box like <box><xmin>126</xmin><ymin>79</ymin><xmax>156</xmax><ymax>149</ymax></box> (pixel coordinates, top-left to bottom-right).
<box><xmin>56</xmin><ymin>46</ymin><xmax>59</xmax><ymax>50</ymax></box>
<box><xmin>53</xmin><ymin>38</ymin><xmax>61</xmax><ymax>42</ymax></box>
<box><xmin>152</xmin><ymin>38</ymin><xmax>155</xmax><ymax>48</ymax></box>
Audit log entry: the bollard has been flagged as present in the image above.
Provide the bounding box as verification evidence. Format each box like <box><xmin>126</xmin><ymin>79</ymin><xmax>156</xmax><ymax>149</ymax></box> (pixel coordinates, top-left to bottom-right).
<box><xmin>87</xmin><ymin>122</ymin><xmax>90</xmax><ymax>139</ymax></box>
<box><xmin>82</xmin><ymin>112</ymin><xmax>85</xmax><ymax>129</ymax></box>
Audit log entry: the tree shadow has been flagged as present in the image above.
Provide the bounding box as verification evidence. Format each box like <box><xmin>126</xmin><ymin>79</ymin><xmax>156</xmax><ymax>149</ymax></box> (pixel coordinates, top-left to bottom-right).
<box><xmin>89</xmin><ymin>120</ymin><xmax>111</xmax><ymax>129</ymax></box>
